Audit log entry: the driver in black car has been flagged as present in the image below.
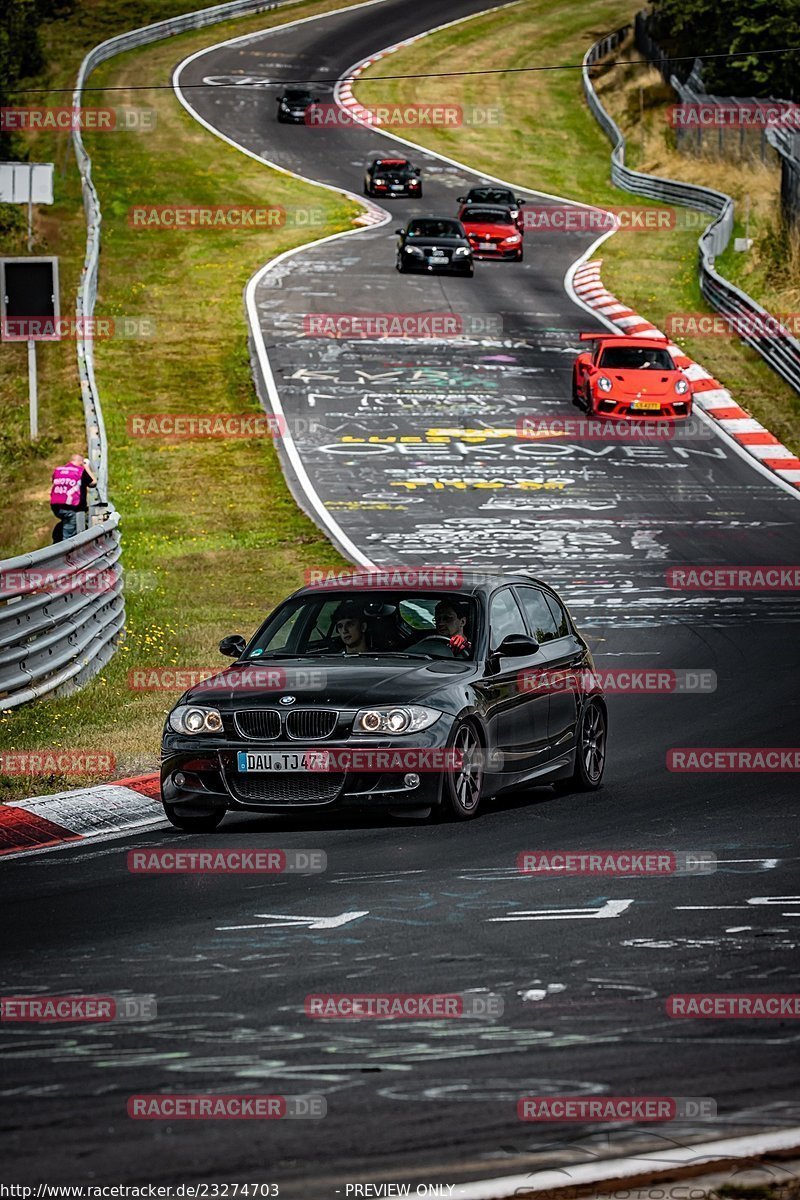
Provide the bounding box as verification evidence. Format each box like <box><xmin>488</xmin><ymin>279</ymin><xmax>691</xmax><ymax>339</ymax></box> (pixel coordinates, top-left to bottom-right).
<box><xmin>434</xmin><ymin>600</ymin><xmax>471</xmax><ymax>657</ymax></box>
<box><xmin>332</xmin><ymin>601</ymin><xmax>369</xmax><ymax>655</ymax></box>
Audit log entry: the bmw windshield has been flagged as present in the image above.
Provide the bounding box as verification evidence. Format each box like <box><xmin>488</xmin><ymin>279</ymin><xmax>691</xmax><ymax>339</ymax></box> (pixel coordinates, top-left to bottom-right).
<box><xmin>243</xmin><ymin>592</ymin><xmax>479</xmax><ymax>661</ymax></box>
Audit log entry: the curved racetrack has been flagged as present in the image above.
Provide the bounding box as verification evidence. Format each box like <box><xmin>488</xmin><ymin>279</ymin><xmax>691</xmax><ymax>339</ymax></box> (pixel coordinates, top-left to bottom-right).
<box><xmin>2</xmin><ymin>1</ymin><xmax>800</xmax><ymax>1194</ymax></box>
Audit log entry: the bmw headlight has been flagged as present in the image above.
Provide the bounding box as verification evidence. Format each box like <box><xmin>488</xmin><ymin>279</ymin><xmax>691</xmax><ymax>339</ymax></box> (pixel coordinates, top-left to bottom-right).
<box><xmin>674</xmin><ymin>378</ymin><xmax>690</xmax><ymax>394</ymax></box>
<box><xmin>503</xmin><ymin>233</ymin><xmax>522</xmax><ymax>244</ymax></box>
<box><xmin>169</xmin><ymin>705</ymin><xmax>223</xmax><ymax>735</ymax></box>
<box><xmin>597</xmin><ymin>375</ymin><xmax>613</xmax><ymax>392</ymax></box>
<box><xmin>353</xmin><ymin>705</ymin><xmax>441</xmax><ymax>735</ymax></box>
<box><xmin>454</xmin><ymin>246</ymin><xmax>471</xmax><ymax>256</ymax></box>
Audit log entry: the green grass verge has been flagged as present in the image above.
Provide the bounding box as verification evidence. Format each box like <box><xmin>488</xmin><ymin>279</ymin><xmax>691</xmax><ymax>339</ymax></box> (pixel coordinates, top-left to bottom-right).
<box><xmin>0</xmin><ymin>0</ymin><xmax>363</xmax><ymax>801</ymax></box>
<box><xmin>353</xmin><ymin>0</ymin><xmax>800</xmax><ymax>455</ymax></box>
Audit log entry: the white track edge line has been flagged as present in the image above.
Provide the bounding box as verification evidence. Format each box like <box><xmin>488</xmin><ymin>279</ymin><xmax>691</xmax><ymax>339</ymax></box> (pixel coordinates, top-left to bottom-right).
<box><xmin>450</xmin><ymin>1126</ymin><xmax>800</xmax><ymax>1200</ymax></box>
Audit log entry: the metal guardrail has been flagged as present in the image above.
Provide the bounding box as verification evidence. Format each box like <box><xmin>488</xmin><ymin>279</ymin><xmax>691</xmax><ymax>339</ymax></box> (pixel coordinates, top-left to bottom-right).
<box><xmin>0</xmin><ymin>516</ymin><xmax>124</xmax><ymax>709</ymax></box>
<box><xmin>0</xmin><ymin>0</ymin><xmax>291</xmax><ymax>710</ymax></box>
<box><xmin>583</xmin><ymin>29</ymin><xmax>800</xmax><ymax>398</ymax></box>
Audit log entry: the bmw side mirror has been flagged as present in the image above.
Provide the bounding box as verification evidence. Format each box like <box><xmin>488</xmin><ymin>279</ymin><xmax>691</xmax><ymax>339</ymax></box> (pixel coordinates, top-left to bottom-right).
<box><xmin>219</xmin><ymin>634</ymin><xmax>246</xmax><ymax>658</ymax></box>
<box><xmin>516</xmin><ymin>198</ymin><xmax>526</xmax><ymax>205</ymax></box>
<box><xmin>496</xmin><ymin>634</ymin><xmax>540</xmax><ymax>657</ymax></box>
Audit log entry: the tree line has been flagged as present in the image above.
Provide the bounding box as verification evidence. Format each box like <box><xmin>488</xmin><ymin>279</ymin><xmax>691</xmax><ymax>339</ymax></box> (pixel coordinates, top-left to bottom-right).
<box><xmin>648</xmin><ymin>0</ymin><xmax>800</xmax><ymax>99</ymax></box>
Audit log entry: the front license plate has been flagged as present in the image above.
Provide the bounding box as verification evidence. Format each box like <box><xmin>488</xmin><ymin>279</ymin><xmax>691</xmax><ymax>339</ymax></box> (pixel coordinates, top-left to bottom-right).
<box><xmin>237</xmin><ymin>750</ymin><xmax>330</xmax><ymax>772</ymax></box>
<box><xmin>428</xmin><ymin>256</ymin><xmax>446</xmax><ymax>265</ymax></box>
<box><xmin>479</xmin><ymin>241</ymin><xmax>495</xmax><ymax>250</ymax></box>
<box><xmin>632</xmin><ymin>400</ymin><xmax>661</xmax><ymax>411</ymax></box>
<box><xmin>390</xmin><ymin>184</ymin><xmax>404</xmax><ymax>191</ymax></box>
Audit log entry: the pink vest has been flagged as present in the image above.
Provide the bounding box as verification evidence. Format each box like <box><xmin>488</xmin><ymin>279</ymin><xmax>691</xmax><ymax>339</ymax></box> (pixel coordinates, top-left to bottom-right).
<box><xmin>50</xmin><ymin>463</ymin><xmax>84</xmax><ymax>508</ymax></box>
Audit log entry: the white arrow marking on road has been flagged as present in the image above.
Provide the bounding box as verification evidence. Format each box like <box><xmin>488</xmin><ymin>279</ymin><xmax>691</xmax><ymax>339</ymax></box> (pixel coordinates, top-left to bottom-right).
<box><xmin>217</xmin><ymin>911</ymin><xmax>368</xmax><ymax>931</ymax></box>
<box><xmin>488</xmin><ymin>899</ymin><xmax>634</xmax><ymax>922</ymax></box>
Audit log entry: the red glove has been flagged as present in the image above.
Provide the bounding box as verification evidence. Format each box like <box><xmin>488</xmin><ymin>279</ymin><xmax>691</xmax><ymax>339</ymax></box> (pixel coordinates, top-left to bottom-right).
<box><xmin>449</xmin><ymin>634</ymin><xmax>470</xmax><ymax>654</ymax></box>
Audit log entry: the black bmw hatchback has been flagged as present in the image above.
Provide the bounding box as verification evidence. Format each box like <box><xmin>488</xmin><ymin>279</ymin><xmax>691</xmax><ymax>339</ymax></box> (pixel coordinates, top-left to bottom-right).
<box><xmin>160</xmin><ymin>572</ymin><xmax>607</xmax><ymax>830</ymax></box>
<box><xmin>395</xmin><ymin>217</ymin><xmax>474</xmax><ymax>276</ymax></box>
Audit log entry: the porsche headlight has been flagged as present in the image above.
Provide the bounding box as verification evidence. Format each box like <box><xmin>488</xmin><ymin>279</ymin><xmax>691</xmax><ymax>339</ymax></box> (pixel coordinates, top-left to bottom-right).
<box><xmin>373</xmin><ymin>177</ymin><xmax>385</xmax><ymax>185</ymax></box>
<box><xmin>353</xmin><ymin>705</ymin><xmax>441</xmax><ymax>735</ymax></box>
<box><xmin>169</xmin><ymin>706</ymin><xmax>223</xmax><ymax>735</ymax></box>
<box><xmin>674</xmin><ymin>378</ymin><xmax>690</xmax><ymax>394</ymax></box>
<box><xmin>597</xmin><ymin>375</ymin><xmax>613</xmax><ymax>392</ymax></box>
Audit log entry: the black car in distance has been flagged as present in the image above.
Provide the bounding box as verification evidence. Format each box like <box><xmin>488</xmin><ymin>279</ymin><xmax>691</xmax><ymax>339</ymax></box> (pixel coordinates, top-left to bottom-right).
<box><xmin>276</xmin><ymin>88</ymin><xmax>319</xmax><ymax>123</ymax></box>
<box><xmin>457</xmin><ymin>184</ymin><xmax>527</xmax><ymax>229</ymax></box>
<box><xmin>364</xmin><ymin>157</ymin><xmax>422</xmax><ymax>197</ymax></box>
<box><xmin>395</xmin><ymin>217</ymin><xmax>474</xmax><ymax>276</ymax></box>
<box><xmin>160</xmin><ymin>573</ymin><xmax>608</xmax><ymax>830</ymax></box>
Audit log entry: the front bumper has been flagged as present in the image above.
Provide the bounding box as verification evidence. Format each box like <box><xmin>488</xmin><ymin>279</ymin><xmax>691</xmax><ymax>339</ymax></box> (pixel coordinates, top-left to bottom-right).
<box><xmin>403</xmin><ymin>255</ymin><xmax>472</xmax><ymax>274</ymax></box>
<box><xmin>161</xmin><ymin>731</ymin><xmax>454</xmax><ymax>814</ymax></box>
<box><xmin>590</xmin><ymin>394</ymin><xmax>693</xmax><ymax>421</ymax></box>
<box><xmin>468</xmin><ymin>243</ymin><xmax>521</xmax><ymax>259</ymax></box>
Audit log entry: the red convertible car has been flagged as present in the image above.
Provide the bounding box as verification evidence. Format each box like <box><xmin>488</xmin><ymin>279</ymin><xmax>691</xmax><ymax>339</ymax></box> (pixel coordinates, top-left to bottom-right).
<box><xmin>572</xmin><ymin>333</ymin><xmax>692</xmax><ymax>421</ymax></box>
<box><xmin>457</xmin><ymin>204</ymin><xmax>523</xmax><ymax>261</ymax></box>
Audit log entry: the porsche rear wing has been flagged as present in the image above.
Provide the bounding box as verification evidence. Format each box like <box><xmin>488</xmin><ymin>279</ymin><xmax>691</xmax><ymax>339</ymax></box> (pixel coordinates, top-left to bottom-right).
<box><xmin>579</xmin><ymin>331</ymin><xmax>628</xmax><ymax>340</ymax></box>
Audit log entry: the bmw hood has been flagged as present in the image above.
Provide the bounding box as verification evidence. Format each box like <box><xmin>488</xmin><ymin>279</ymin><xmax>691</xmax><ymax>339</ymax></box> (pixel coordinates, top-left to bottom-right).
<box><xmin>179</xmin><ymin>656</ymin><xmax>473</xmax><ymax>708</ymax></box>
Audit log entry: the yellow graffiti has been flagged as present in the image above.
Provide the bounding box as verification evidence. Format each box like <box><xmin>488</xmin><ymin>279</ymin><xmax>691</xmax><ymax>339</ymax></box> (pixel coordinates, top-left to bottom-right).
<box><xmin>338</xmin><ymin>427</ymin><xmax>568</xmax><ymax>446</ymax></box>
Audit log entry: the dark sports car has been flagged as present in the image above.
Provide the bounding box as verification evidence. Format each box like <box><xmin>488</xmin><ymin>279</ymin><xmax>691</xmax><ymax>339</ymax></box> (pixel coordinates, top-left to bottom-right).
<box><xmin>276</xmin><ymin>88</ymin><xmax>319</xmax><ymax>123</ymax></box>
<box><xmin>364</xmin><ymin>157</ymin><xmax>422</xmax><ymax>197</ymax></box>
<box><xmin>160</xmin><ymin>572</ymin><xmax>608</xmax><ymax>829</ymax></box>
<box><xmin>457</xmin><ymin>185</ymin><xmax>526</xmax><ymax>229</ymax></box>
<box><xmin>395</xmin><ymin>217</ymin><xmax>474</xmax><ymax>276</ymax></box>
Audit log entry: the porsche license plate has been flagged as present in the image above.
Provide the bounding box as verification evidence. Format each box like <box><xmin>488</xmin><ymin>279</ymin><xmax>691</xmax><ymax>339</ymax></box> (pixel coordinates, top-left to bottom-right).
<box><xmin>632</xmin><ymin>400</ymin><xmax>661</xmax><ymax>411</ymax></box>
<box><xmin>237</xmin><ymin>750</ymin><xmax>329</xmax><ymax>772</ymax></box>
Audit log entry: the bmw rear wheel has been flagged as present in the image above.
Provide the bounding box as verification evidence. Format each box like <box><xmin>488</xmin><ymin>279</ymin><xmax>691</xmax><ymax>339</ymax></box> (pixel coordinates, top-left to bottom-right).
<box><xmin>554</xmin><ymin>699</ymin><xmax>607</xmax><ymax>793</ymax></box>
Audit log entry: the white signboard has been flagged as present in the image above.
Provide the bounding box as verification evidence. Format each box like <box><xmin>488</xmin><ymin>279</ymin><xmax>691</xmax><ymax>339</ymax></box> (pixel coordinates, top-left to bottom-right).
<box><xmin>0</xmin><ymin>162</ymin><xmax>54</xmax><ymax>205</ymax></box>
